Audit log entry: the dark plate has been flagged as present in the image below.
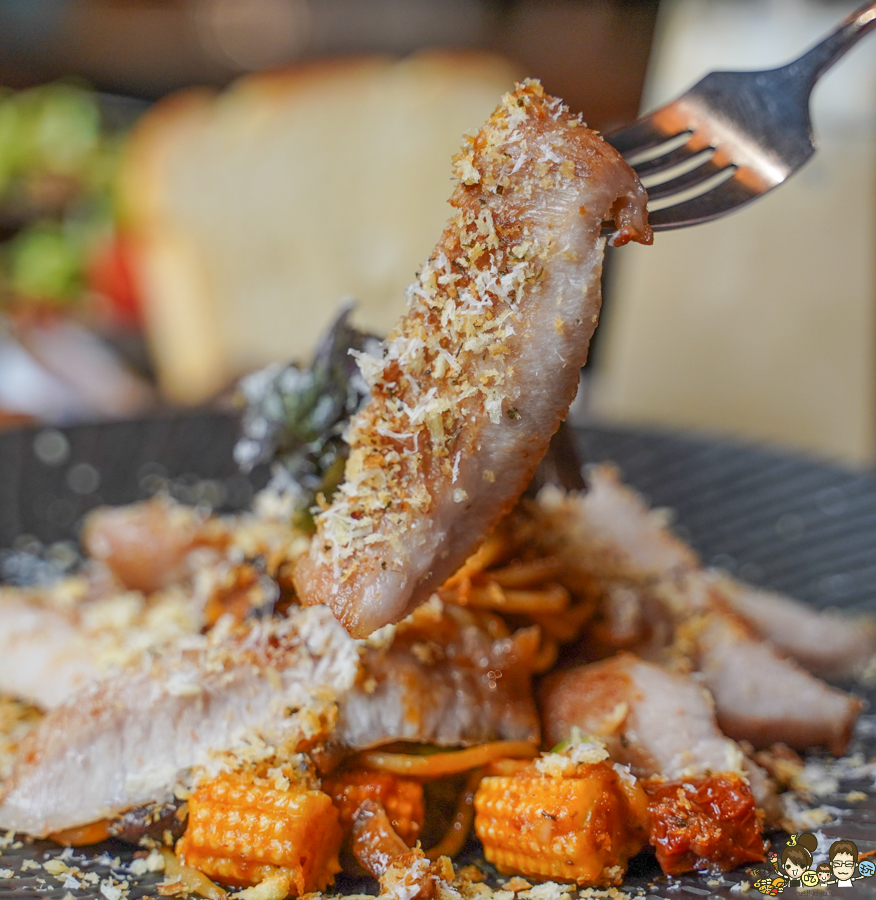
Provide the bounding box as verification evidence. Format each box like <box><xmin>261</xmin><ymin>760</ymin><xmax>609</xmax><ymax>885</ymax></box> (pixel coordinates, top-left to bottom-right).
<box><xmin>1</xmin><ymin>414</ymin><xmax>875</xmax><ymax>898</ymax></box>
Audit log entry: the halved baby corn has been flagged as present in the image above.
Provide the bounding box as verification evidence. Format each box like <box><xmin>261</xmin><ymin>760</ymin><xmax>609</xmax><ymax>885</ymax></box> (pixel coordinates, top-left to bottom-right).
<box><xmin>175</xmin><ymin>772</ymin><xmax>342</xmax><ymax>894</ymax></box>
<box><xmin>323</xmin><ymin>770</ymin><xmax>425</xmax><ymax>847</ymax></box>
<box><xmin>474</xmin><ymin>755</ymin><xmax>649</xmax><ymax>887</ymax></box>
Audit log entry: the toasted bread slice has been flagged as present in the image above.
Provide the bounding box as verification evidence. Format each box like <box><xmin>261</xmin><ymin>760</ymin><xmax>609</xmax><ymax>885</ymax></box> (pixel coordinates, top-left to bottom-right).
<box><xmin>121</xmin><ymin>52</ymin><xmax>520</xmax><ymax>403</ymax></box>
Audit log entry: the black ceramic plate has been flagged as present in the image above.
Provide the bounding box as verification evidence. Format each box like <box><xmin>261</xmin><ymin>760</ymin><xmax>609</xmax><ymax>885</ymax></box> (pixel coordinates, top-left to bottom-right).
<box><xmin>1</xmin><ymin>415</ymin><xmax>875</xmax><ymax>898</ymax></box>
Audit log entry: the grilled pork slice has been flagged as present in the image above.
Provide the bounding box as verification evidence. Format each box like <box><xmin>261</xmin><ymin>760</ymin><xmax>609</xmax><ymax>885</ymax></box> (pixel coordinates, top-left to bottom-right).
<box><xmin>0</xmin><ymin>607</ymin><xmax>361</xmax><ymax>837</ymax></box>
<box><xmin>338</xmin><ymin>601</ymin><xmax>540</xmax><ymax>748</ymax></box>
<box><xmin>82</xmin><ymin>499</ymin><xmax>312</xmax><ymax>596</ymax></box>
<box><xmin>0</xmin><ymin>603</ymin><xmax>539</xmax><ymax>837</ymax></box>
<box><xmin>294</xmin><ymin>80</ymin><xmax>651</xmax><ymax>637</ymax></box>
<box><xmin>0</xmin><ymin>589</ymin><xmax>104</xmax><ymax>710</ymax></box>
<box><xmin>535</xmin><ymin>471</ymin><xmax>697</xmax><ymax>585</ymax></box>
<box><xmin>709</xmin><ymin>573</ymin><xmax>876</xmax><ymax>680</ymax></box>
<box><xmin>81</xmin><ymin>499</ymin><xmax>225</xmax><ymax>594</ymax></box>
<box><xmin>0</xmin><ymin>584</ymin><xmax>203</xmax><ymax>709</ymax></box>
<box><xmin>539</xmin><ymin>655</ymin><xmax>768</xmax><ymax>795</ymax></box>
<box><xmin>695</xmin><ymin>611</ymin><xmax>862</xmax><ymax>756</ymax></box>
<box><xmin>648</xmin><ymin>574</ymin><xmax>865</xmax><ymax>756</ymax></box>
<box><xmin>0</xmin><ymin>501</ymin><xmax>316</xmax><ymax>710</ymax></box>
<box><xmin>539</xmin><ymin>654</ymin><xmax>773</xmax><ymax>873</ymax></box>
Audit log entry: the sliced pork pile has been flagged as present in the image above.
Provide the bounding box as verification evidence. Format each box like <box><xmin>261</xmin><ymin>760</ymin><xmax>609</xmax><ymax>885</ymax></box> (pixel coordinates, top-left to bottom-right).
<box><xmin>294</xmin><ymin>79</ymin><xmax>651</xmax><ymax>638</ymax></box>
<box><xmin>540</xmin><ymin>654</ymin><xmax>765</xmax><ymax>793</ymax></box>
<box><xmin>693</xmin><ymin>605</ymin><xmax>862</xmax><ymax>756</ymax></box>
<box><xmin>534</xmin><ymin>466</ymin><xmax>873</xmax><ymax>757</ymax></box>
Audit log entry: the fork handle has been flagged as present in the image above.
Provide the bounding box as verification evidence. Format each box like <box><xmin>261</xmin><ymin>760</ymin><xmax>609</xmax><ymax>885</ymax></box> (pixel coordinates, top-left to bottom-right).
<box><xmin>792</xmin><ymin>1</ymin><xmax>876</xmax><ymax>88</ymax></box>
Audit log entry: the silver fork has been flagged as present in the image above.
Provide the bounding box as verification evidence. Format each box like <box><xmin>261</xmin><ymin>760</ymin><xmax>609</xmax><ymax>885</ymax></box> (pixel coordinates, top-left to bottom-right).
<box><xmin>605</xmin><ymin>1</ymin><xmax>876</xmax><ymax>231</ymax></box>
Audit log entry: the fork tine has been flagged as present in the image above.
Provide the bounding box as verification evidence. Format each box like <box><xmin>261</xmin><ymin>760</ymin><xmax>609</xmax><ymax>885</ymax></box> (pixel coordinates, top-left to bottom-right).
<box><xmin>646</xmin><ymin>171</ymin><xmax>761</xmax><ymax>231</ymax></box>
<box><xmin>644</xmin><ymin>159</ymin><xmax>732</xmax><ymax>202</ymax></box>
<box><xmin>632</xmin><ymin>141</ymin><xmax>711</xmax><ymax>179</ymax></box>
<box><xmin>605</xmin><ymin>117</ymin><xmax>683</xmax><ymax>156</ymax></box>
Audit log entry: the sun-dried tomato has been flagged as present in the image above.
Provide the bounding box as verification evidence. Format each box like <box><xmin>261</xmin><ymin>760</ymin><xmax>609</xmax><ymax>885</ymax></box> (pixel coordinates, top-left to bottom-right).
<box><xmin>646</xmin><ymin>774</ymin><xmax>767</xmax><ymax>875</ymax></box>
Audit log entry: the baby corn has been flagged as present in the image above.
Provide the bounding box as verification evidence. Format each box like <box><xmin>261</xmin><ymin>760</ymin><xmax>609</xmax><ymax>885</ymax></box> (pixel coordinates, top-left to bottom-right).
<box><xmin>474</xmin><ymin>754</ymin><xmax>649</xmax><ymax>887</ymax></box>
<box><xmin>323</xmin><ymin>770</ymin><xmax>424</xmax><ymax>846</ymax></box>
<box><xmin>176</xmin><ymin>771</ymin><xmax>342</xmax><ymax>894</ymax></box>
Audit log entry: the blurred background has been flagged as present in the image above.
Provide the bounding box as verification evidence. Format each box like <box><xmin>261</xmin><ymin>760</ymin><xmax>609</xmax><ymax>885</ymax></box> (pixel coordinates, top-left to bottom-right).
<box><xmin>0</xmin><ymin>0</ymin><xmax>873</xmax><ymax>467</ymax></box>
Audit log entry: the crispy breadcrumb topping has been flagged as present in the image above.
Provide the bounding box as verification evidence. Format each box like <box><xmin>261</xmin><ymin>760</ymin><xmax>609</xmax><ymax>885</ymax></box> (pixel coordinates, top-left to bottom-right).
<box><xmin>535</xmin><ymin>731</ymin><xmax>611</xmax><ymax>776</ymax></box>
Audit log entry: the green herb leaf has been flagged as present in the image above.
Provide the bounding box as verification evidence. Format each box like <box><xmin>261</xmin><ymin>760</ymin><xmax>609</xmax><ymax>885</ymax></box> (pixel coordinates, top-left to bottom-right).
<box><xmin>234</xmin><ymin>304</ymin><xmax>378</xmax><ymax>511</ymax></box>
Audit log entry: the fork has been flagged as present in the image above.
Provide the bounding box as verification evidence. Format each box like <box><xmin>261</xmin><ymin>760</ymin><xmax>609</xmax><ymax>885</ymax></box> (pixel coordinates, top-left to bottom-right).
<box><xmin>605</xmin><ymin>1</ymin><xmax>876</xmax><ymax>231</ymax></box>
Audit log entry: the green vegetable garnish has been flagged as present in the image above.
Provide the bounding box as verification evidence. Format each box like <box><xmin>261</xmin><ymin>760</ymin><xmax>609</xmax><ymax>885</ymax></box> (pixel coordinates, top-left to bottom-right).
<box><xmin>235</xmin><ymin>305</ymin><xmax>379</xmax><ymax>520</ymax></box>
